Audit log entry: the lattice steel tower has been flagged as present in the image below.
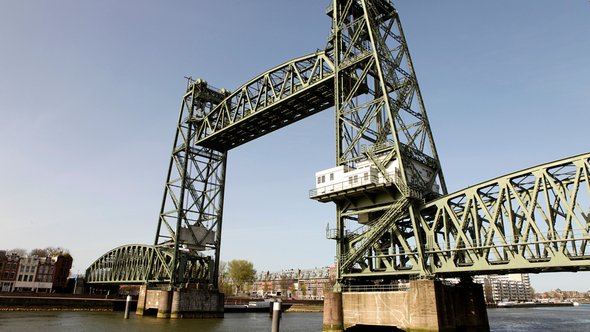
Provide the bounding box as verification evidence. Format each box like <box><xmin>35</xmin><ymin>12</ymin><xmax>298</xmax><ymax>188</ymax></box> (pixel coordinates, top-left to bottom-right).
<box><xmin>150</xmin><ymin>79</ymin><xmax>230</xmax><ymax>287</ymax></box>
<box><xmin>311</xmin><ymin>0</ymin><xmax>447</xmax><ymax>284</ymax></box>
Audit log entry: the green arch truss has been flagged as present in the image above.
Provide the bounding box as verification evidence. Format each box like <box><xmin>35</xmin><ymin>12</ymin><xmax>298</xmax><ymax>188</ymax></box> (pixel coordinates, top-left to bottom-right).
<box><xmin>85</xmin><ymin>244</ymin><xmax>210</xmax><ymax>284</ymax></box>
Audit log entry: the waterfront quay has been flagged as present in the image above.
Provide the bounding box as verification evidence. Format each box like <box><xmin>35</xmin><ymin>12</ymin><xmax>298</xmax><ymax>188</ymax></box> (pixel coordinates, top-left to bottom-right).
<box><xmin>0</xmin><ymin>293</ymin><xmax>136</xmax><ymax>311</ymax></box>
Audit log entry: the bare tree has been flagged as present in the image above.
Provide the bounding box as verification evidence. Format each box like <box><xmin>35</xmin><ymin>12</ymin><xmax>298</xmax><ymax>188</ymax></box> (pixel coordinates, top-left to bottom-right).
<box><xmin>30</xmin><ymin>248</ymin><xmax>49</xmax><ymax>257</ymax></box>
<box><xmin>279</xmin><ymin>274</ymin><xmax>294</xmax><ymax>298</ymax></box>
<box><xmin>7</xmin><ymin>248</ymin><xmax>27</xmax><ymax>256</ymax></box>
<box><xmin>45</xmin><ymin>247</ymin><xmax>69</xmax><ymax>256</ymax></box>
<box><xmin>218</xmin><ymin>261</ymin><xmax>234</xmax><ymax>295</ymax></box>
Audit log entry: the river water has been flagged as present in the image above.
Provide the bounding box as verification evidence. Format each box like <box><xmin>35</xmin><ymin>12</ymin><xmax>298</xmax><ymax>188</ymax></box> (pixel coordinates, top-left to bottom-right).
<box><xmin>1</xmin><ymin>306</ymin><xmax>589</xmax><ymax>331</ymax></box>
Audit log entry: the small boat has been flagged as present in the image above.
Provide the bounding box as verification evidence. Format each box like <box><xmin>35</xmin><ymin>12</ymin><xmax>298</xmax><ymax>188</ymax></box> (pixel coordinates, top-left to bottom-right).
<box><xmin>224</xmin><ymin>300</ymin><xmax>292</xmax><ymax>313</ymax></box>
<box><xmin>496</xmin><ymin>301</ymin><xmax>575</xmax><ymax>308</ymax></box>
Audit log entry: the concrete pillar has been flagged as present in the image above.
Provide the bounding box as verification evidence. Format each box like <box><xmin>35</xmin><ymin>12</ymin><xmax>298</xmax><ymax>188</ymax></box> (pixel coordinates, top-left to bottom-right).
<box><xmin>323</xmin><ymin>291</ymin><xmax>344</xmax><ymax>332</ymax></box>
<box><xmin>170</xmin><ymin>289</ymin><xmax>181</xmax><ymax>319</ymax></box>
<box><xmin>407</xmin><ymin>279</ymin><xmax>444</xmax><ymax>331</ymax></box>
<box><xmin>451</xmin><ymin>279</ymin><xmax>489</xmax><ymax>332</ymax></box>
<box><xmin>341</xmin><ymin>279</ymin><xmax>489</xmax><ymax>332</ymax></box>
<box><xmin>136</xmin><ymin>285</ymin><xmax>147</xmax><ymax>316</ymax></box>
<box><xmin>156</xmin><ymin>290</ymin><xmax>173</xmax><ymax>319</ymax></box>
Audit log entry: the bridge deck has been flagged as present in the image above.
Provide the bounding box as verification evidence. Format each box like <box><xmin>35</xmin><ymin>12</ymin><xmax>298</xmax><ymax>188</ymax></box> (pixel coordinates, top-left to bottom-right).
<box><xmin>196</xmin><ymin>76</ymin><xmax>334</xmax><ymax>151</ymax></box>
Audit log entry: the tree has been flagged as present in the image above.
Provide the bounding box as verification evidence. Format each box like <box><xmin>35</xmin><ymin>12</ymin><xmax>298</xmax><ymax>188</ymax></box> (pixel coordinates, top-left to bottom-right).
<box><xmin>30</xmin><ymin>248</ymin><xmax>49</xmax><ymax>257</ymax></box>
<box><xmin>218</xmin><ymin>261</ymin><xmax>234</xmax><ymax>295</ymax></box>
<box><xmin>7</xmin><ymin>248</ymin><xmax>27</xmax><ymax>256</ymax></box>
<box><xmin>279</xmin><ymin>274</ymin><xmax>293</xmax><ymax>298</ymax></box>
<box><xmin>45</xmin><ymin>246</ymin><xmax>69</xmax><ymax>256</ymax></box>
<box><xmin>300</xmin><ymin>281</ymin><xmax>307</xmax><ymax>298</ymax></box>
<box><xmin>227</xmin><ymin>259</ymin><xmax>256</xmax><ymax>295</ymax></box>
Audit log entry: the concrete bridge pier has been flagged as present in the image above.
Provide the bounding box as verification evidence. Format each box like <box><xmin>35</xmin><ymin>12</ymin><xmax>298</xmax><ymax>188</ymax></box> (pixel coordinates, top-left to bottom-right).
<box><xmin>136</xmin><ymin>285</ymin><xmax>224</xmax><ymax>319</ymax></box>
<box><xmin>325</xmin><ymin>279</ymin><xmax>488</xmax><ymax>332</ymax></box>
<box><xmin>156</xmin><ymin>289</ymin><xmax>172</xmax><ymax>318</ymax></box>
<box><xmin>323</xmin><ymin>291</ymin><xmax>344</xmax><ymax>332</ymax></box>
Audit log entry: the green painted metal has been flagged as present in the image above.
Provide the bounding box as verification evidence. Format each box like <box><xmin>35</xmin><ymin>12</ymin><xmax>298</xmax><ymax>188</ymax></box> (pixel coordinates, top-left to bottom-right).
<box><xmin>338</xmin><ymin>153</ymin><xmax>590</xmax><ymax>279</ymax></box>
<box><xmin>150</xmin><ymin>79</ymin><xmax>229</xmax><ymax>287</ymax></box>
<box><xmin>194</xmin><ymin>52</ymin><xmax>335</xmax><ymax>151</ymax></box>
<box><xmin>421</xmin><ymin>153</ymin><xmax>590</xmax><ymax>275</ymax></box>
<box><xmin>327</xmin><ymin>0</ymin><xmax>446</xmax><ymax>283</ymax></box>
<box><xmin>86</xmin><ymin>0</ymin><xmax>590</xmax><ymax>287</ymax></box>
<box><xmin>85</xmin><ymin>244</ymin><xmax>209</xmax><ymax>284</ymax></box>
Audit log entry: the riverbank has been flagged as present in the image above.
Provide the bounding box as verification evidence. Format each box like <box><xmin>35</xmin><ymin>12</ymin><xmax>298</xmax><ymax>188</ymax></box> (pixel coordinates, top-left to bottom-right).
<box><xmin>0</xmin><ymin>293</ymin><xmax>136</xmax><ymax>311</ymax></box>
<box><xmin>0</xmin><ymin>293</ymin><xmax>322</xmax><ymax>313</ymax></box>
<box><xmin>224</xmin><ymin>297</ymin><xmax>324</xmax><ymax>313</ymax></box>
<box><xmin>285</xmin><ymin>302</ymin><xmax>323</xmax><ymax>312</ymax></box>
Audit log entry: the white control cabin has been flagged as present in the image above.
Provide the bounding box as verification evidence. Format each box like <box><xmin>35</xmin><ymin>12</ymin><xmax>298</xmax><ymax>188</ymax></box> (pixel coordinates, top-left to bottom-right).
<box><xmin>313</xmin><ymin>159</ymin><xmax>400</xmax><ymax>196</ymax></box>
<box><xmin>312</xmin><ymin>158</ymin><xmax>439</xmax><ymax>197</ymax></box>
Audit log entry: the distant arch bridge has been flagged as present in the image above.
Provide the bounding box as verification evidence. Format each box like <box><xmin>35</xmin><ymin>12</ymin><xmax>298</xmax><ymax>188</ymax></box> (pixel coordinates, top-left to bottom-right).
<box><xmin>85</xmin><ymin>244</ymin><xmax>209</xmax><ymax>285</ymax></box>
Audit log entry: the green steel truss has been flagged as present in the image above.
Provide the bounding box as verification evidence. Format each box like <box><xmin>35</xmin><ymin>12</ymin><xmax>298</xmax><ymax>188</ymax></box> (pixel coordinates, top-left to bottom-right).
<box><xmin>86</xmin><ymin>0</ymin><xmax>590</xmax><ymax>286</ymax></box>
<box><xmin>194</xmin><ymin>52</ymin><xmax>335</xmax><ymax>151</ymax></box>
<box><xmin>328</xmin><ymin>0</ymin><xmax>446</xmax><ymax>283</ymax></box>
<box><xmin>338</xmin><ymin>153</ymin><xmax>590</xmax><ymax>279</ymax></box>
<box><xmin>421</xmin><ymin>153</ymin><xmax>590</xmax><ymax>276</ymax></box>
<box><xmin>150</xmin><ymin>79</ymin><xmax>229</xmax><ymax>286</ymax></box>
<box><xmin>86</xmin><ymin>245</ymin><xmax>209</xmax><ymax>284</ymax></box>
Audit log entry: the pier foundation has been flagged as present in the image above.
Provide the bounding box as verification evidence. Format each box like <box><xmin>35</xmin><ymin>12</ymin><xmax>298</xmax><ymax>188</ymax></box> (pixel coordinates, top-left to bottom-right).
<box><xmin>337</xmin><ymin>279</ymin><xmax>488</xmax><ymax>331</ymax></box>
<box><xmin>323</xmin><ymin>291</ymin><xmax>344</xmax><ymax>332</ymax></box>
<box><xmin>136</xmin><ymin>285</ymin><xmax>223</xmax><ymax>319</ymax></box>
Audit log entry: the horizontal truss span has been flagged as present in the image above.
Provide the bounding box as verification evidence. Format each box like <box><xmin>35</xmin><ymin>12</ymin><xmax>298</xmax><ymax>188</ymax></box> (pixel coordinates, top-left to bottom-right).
<box><xmin>85</xmin><ymin>245</ymin><xmax>209</xmax><ymax>284</ymax></box>
<box><xmin>194</xmin><ymin>52</ymin><xmax>335</xmax><ymax>151</ymax></box>
<box><xmin>421</xmin><ymin>152</ymin><xmax>590</xmax><ymax>275</ymax></box>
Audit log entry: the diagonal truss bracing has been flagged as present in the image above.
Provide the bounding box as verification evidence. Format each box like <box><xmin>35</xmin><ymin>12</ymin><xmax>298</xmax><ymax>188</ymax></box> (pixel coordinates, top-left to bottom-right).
<box><xmin>150</xmin><ymin>80</ymin><xmax>229</xmax><ymax>286</ymax></box>
<box><xmin>331</xmin><ymin>0</ymin><xmax>446</xmax><ymax>195</ymax></box>
<box><xmin>420</xmin><ymin>153</ymin><xmax>590</xmax><ymax>275</ymax></box>
<box><xmin>195</xmin><ymin>52</ymin><xmax>335</xmax><ymax>151</ymax></box>
<box><xmin>329</xmin><ymin>0</ymin><xmax>447</xmax><ymax>281</ymax></box>
<box><xmin>85</xmin><ymin>245</ymin><xmax>209</xmax><ymax>284</ymax></box>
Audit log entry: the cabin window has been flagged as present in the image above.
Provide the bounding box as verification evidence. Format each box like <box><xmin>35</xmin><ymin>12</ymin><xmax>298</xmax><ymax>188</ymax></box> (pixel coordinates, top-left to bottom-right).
<box><xmin>364</xmin><ymin>172</ymin><xmax>369</xmax><ymax>182</ymax></box>
<box><xmin>353</xmin><ymin>175</ymin><xmax>358</xmax><ymax>184</ymax></box>
<box><xmin>330</xmin><ymin>173</ymin><xmax>334</xmax><ymax>181</ymax></box>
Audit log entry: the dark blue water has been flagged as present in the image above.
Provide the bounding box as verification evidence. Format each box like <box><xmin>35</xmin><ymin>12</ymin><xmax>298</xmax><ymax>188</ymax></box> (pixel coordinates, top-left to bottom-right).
<box><xmin>487</xmin><ymin>305</ymin><xmax>590</xmax><ymax>331</ymax></box>
<box><xmin>1</xmin><ymin>306</ymin><xmax>589</xmax><ymax>331</ymax></box>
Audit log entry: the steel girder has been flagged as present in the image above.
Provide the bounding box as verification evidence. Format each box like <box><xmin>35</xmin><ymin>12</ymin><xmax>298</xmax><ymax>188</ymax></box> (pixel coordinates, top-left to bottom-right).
<box><xmin>420</xmin><ymin>153</ymin><xmax>590</xmax><ymax>276</ymax></box>
<box><xmin>194</xmin><ymin>52</ymin><xmax>335</xmax><ymax>151</ymax></box>
<box><xmin>85</xmin><ymin>244</ymin><xmax>209</xmax><ymax>284</ymax></box>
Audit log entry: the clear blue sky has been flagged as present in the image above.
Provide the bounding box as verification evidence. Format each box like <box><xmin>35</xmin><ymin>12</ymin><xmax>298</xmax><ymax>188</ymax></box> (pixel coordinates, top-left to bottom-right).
<box><xmin>1</xmin><ymin>1</ymin><xmax>589</xmax><ymax>292</ymax></box>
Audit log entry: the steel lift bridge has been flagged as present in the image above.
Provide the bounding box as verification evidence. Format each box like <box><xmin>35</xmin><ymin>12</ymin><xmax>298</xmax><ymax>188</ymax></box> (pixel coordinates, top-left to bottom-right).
<box><xmin>86</xmin><ymin>0</ymin><xmax>590</xmax><ymax>293</ymax></box>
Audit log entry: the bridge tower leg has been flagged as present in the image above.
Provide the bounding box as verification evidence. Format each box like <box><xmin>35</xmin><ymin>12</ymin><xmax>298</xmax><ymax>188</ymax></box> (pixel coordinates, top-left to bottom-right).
<box><xmin>141</xmin><ymin>79</ymin><xmax>229</xmax><ymax>318</ymax></box>
<box><xmin>318</xmin><ymin>0</ymin><xmax>489</xmax><ymax>330</ymax></box>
